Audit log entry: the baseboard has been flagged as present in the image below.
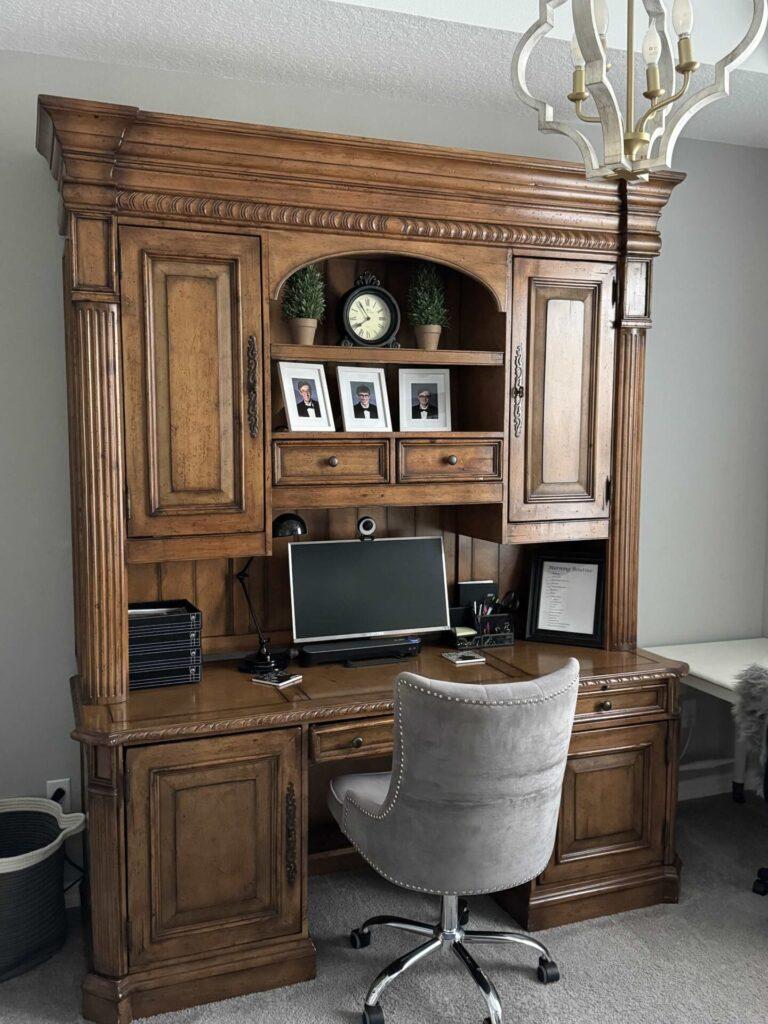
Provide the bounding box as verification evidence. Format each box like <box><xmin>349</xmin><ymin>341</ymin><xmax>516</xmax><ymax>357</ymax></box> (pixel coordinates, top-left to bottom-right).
<box><xmin>678</xmin><ymin>757</ymin><xmax>734</xmax><ymax>801</ymax></box>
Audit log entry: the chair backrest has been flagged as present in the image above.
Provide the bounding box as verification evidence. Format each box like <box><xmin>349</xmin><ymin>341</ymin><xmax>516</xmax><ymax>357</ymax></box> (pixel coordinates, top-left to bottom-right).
<box><xmin>341</xmin><ymin>660</ymin><xmax>579</xmax><ymax>896</ymax></box>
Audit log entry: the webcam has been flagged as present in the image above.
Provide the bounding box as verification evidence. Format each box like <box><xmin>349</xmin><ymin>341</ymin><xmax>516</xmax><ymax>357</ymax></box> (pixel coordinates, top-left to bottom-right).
<box><xmin>357</xmin><ymin>516</ymin><xmax>376</xmax><ymax>541</ymax></box>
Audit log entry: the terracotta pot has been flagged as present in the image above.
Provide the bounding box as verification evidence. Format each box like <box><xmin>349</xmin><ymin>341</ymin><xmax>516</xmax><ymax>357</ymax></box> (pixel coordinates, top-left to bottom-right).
<box><xmin>289</xmin><ymin>318</ymin><xmax>318</xmax><ymax>346</ymax></box>
<box><xmin>414</xmin><ymin>324</ymin><xmax>442</xmax><ymax>351</ymax></box>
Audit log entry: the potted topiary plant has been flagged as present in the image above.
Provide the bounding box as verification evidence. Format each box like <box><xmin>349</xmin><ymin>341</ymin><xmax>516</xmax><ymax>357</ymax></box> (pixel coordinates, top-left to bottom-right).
<box><xmin>407</xmin><ymin>263</ymin><xmax>448</xmax><ymax>350</ymax></box>
<box><xmin>282</xmin><ymin>264</ymin><xmax>326</xmax><ymax>345</ymax></box>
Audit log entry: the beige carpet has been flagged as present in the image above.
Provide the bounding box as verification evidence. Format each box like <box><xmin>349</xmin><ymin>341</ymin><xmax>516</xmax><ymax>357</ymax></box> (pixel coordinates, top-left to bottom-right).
<box><xmin>0</xmin><ymin>794</ymin><xmax>766</xmax><ymax>1024</ymax></box>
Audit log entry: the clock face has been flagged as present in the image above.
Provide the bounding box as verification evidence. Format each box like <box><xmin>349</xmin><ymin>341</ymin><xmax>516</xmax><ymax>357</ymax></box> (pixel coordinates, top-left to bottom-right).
<box><xmin>347</xmin><ymin>291</ymin><xmax>393</xmax><ymax>343</ymax></box>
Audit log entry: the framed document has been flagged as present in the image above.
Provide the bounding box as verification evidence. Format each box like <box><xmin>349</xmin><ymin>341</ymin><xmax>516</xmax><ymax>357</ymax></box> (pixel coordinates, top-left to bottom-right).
<box><xmin>526</xmin><ymin>551</ymin><xmax>605</xmax><ymax>647</ymax></box>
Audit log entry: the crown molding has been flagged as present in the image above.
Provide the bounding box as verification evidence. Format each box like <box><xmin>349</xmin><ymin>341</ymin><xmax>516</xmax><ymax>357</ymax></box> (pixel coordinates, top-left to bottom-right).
<box><xmin>38</xmin><ymin>95</ymin><xmax>684</xmax><ymax>256</ymax></box>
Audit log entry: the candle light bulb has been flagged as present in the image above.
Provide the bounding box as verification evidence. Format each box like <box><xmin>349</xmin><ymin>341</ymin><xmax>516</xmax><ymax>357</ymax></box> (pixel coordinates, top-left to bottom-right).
<box><xmin>594</xmin><ymin>0</ymin><xmax>610</xmax><ymax>37</ymax></box>
<box><xmin>571</xmin><ymin>33</ymin><xmax>585</xmax><ymax>68</ymax></box>
<box><xmin>672</xmin><ymin>0</ymin><xmax>694</xmax><ymax>37</ymax></box>
<box><xmin>642</xmin><ymin>20</ymin><xmax>662</xmax><ymax>65</ymax></box>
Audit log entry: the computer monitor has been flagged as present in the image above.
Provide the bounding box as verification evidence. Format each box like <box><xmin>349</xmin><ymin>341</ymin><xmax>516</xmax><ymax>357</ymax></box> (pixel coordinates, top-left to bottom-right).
<box><xmin>288</xmin><ymin>536</ymin><xmax>450</xmax><ymax>643</ymax></box>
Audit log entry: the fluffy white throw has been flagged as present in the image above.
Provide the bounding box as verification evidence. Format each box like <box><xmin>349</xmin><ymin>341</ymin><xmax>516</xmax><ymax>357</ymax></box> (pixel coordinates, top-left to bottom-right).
<box><xmin>733</xmin><ymin>663</ymin><xmax>768</xmax><ymax>797</ymax></box>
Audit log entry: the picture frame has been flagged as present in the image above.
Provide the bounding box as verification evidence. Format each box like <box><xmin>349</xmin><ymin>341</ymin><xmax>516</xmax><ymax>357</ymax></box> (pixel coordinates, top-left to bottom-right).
<box><xmin>336</xmin><ymin>365</ymin><xmax>392</xmax><ymax>432</ymax></box>
<box><xmin>526</xmin><ymin>550</ymin><xmax>605</xmax><ymax>648</ymax></box>
<box><xmin>398</xmin><ymin>368</ymin><xmax>452</xmax><ymax>431</ymax></box>
<box><xmin>278</xmin><ymin>362</ymin><xmax>335</xmax><ymax>432</ymax></box>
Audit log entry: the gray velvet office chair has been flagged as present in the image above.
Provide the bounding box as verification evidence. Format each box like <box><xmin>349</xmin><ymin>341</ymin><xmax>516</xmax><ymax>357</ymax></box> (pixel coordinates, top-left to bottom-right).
<box><xmin>328</xmin><ymin>659</ymin><xmax>579</xmax><ymax>1024</ymax></box>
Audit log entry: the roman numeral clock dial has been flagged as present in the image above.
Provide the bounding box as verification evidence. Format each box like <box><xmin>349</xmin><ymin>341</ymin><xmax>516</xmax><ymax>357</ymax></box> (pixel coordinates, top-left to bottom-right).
<box><xmin>340</xmin><ymin>272</ymin><xmax>401</xmax><ymax>348</ymax></box>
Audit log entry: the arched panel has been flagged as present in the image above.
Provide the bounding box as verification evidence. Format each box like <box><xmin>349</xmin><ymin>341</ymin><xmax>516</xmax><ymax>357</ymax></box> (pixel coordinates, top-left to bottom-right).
<box><xmin>266</xmin><ymin>230</ymin><xmax>508</xmax><ymax>312</ymax></box>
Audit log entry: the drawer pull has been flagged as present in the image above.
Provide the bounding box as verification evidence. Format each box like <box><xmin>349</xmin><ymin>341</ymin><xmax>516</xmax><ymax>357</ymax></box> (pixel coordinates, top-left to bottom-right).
<box><xmin>599</xmin><ymin>700</ymin><xmax>613</xmax><ymax>712</ymax></box>
<box><xmin>446</xmin><ymin>454</ymin><xmax>459</xmax><ymax>466</ymax></box>
<box><xmin>328</xmin><ymin>456</ymin><xmax>339</xmax><ymax>467</ymax></box>
<box><xmin>351</xmin><ymin>736</ymin><xmax>364</xmax><ymax>749</ymax></box>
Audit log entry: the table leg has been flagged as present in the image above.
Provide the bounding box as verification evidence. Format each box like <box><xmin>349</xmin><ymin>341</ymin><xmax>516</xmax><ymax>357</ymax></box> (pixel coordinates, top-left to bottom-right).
<box><xmin>733</xmin><ymin>724</ymin><xmax>747</xmax><ymax>804</ymax></box>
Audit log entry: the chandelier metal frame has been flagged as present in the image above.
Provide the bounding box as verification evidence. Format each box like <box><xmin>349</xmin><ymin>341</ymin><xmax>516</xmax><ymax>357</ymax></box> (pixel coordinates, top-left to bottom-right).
<box><xmin>512</xmin><ymin>0</ymin><xmax>768</xmax><ymax>180</ymax></box>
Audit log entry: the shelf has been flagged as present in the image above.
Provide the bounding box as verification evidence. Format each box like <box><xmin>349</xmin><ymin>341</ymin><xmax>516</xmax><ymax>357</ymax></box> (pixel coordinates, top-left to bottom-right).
<box><xmin>270</xmin><ymin>344</ymin><xmax>504</xmax><ymax>366</ymax></box>
<box><xmin>271</xmin><ymin>430</ymin><xmax>505</xmax><ymax>441</ymax></box>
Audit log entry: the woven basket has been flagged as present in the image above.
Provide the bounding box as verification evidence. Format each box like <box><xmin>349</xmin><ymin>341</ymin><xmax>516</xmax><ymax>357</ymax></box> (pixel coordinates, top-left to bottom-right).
<box><xmin>0</xmin><ymin>798</ymin><xmax>85</xmax><ymax>982</ymax></box>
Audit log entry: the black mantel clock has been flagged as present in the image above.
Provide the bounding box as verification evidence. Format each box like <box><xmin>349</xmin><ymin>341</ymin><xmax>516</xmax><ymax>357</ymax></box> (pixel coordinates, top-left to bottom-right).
<box><xmin>339</xmin><ymin>271</ymin><xmax>401</xmax><ymax>348</ymax></box>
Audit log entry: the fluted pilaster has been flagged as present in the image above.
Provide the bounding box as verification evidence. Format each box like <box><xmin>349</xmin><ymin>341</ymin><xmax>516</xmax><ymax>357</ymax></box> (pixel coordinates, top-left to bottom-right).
<box><xmin>68</xmin><ymin>302</ymin><xmax>128</xmax><ymax>703</ymax></box>
<box><xmin>606</xmin><ymin>325</ymin><xmax>646</xmax><ymax>650</ymax></box>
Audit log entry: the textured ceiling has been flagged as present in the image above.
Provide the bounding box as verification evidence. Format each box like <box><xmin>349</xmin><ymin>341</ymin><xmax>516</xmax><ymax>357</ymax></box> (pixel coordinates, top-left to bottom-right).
<box><xmin>2</xmin><ymin>0</ymin><xmax>767</xmax><ymax>149</ymax></box>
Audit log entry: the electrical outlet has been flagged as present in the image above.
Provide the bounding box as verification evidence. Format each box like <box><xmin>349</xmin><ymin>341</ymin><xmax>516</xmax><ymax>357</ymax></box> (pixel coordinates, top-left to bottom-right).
<box><xmin>46</xmin><ymin>777</ymin><xmax>71</xmax><ymax>812</ymax></box>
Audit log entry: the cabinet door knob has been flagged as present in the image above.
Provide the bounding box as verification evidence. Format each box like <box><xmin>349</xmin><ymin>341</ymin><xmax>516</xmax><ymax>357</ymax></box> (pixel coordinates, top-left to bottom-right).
<box><xmin>351</xmin><ymin>736</ymin><xmax>364</xmax><ymax>749</ymax></box>
<box><xmin>328</xmin><ymin>456</ymin><xmax>339</xmax><ymax>467</ymax></box>
<box><xmin>599</xmin><ymin>700</ymin><xmax>613</xmax><ymax>712</ymax></box>
<box><xmin>446</xmin><ymin>454</ymin><xmax>458</xmax><ymax>466</ymax></box>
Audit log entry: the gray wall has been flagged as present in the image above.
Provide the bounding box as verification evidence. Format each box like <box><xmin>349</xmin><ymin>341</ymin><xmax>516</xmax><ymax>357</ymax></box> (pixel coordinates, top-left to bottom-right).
<box><xmin>1</xmin><ymin>49</ymin><xmax>766</xmax><ymax>803</ymax></box>
<box><xmin>640</xmin><ymin>140</ymin><xmax>768</xmax><ymax>645</ymax></box>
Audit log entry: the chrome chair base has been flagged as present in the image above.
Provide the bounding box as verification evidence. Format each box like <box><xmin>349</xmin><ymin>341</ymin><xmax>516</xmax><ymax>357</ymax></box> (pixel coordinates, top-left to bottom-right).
<box><xmin>350</xmin><ymin>895</ymin><xmax>559</xmax><ymax>1024</ymax></box>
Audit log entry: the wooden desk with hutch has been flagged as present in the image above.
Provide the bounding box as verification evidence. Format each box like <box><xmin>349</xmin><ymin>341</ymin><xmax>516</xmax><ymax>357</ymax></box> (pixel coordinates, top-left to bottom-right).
<box><xmin>36</xmin><ymin>95</ymin><xmax>686</xmax><ymax>1023</ymax></box>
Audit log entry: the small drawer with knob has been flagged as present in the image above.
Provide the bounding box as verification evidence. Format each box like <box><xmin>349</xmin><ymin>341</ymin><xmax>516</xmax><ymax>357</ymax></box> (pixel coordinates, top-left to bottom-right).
<box><xmin>310</xmin><ymin>716</ymin><xmax>395</xmax><ymax>763</ymax></box>
<box><xmin>273</xmin><ymin>439</ymin><xmax>389</xmax><ymax>486</ymax></box>
<box><xmin>576</xmin><ymin>684</ymin><xmax>667</xmax><ymax>721</ymax></box>
<box><xmin>396</xmin><ymin>438</ymin><xmax>503</xmax><ymax>483</ymax></box>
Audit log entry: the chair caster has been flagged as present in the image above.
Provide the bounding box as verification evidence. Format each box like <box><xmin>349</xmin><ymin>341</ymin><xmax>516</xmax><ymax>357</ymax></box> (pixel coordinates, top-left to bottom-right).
<box><xmin>351</xmin><ymin>928</ymin><xmax>372</xmax><ymax>948</ymax></box>
<box><xmin>459</xmin><ymin>898</ymin><xmax>469</xmax><ymax>927</ymax></box>
<box><xmin>753</xmin><ymin>878</ymin><xmax>768</xmax><ymax>896</ymax></box>
<box><xmin>362</xmin><ymin>1002</ymin><xmax>385</xmax><ymax>1024</ymax></box>
<box><xmin>757</xmin><ymin>867</ymin><xmax>768</xmax><ymax>881</ymax></box>
<box><xmin>537</xmin><ymin>957</ymin><xmax>560</xmax><ymax>983</ymax></box>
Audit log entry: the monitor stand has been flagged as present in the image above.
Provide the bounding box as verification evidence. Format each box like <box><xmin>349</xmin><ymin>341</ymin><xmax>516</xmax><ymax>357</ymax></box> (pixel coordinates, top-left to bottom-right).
<box><xmin>298</xmin><ymin>635</ymin><xmax>422</xmax><ymax>667</ymax></box>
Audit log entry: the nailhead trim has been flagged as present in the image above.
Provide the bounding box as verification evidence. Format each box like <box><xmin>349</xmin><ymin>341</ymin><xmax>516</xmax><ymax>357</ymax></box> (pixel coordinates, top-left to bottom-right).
<box><xmin>341</xmin><ymin>671</ymin><xmax>577</xmax><ymax>892</ymax></box>
<box><xmin>397</xmin><ymin>675</ymin><xmax>578</xmax><ymax>707</ymax></box>
<box><xmin>343</xmin><ymin>836</ymin><xmax>556</xmax><ymax>897</ymax></box>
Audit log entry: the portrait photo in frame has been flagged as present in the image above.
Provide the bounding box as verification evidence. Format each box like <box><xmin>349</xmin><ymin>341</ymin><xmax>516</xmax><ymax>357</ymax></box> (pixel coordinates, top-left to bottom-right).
<box><xmin>278</xmin><ymin>361</ymin><xmax>335</xmax><ymax>432</ymax></box>
<box><xmin>398</xmin><ymin>368</ymin><xmax>452</xmax><ymax>431</ymax></box>
<box><xmin>336</xmin><ymin>365</ymin><xmax>392</xmax><ymax>432</ymax></box>
<box><xmin>526</xmin><ymin>550</ymin><xmax>605</xmax><ymax>648</ymax></box>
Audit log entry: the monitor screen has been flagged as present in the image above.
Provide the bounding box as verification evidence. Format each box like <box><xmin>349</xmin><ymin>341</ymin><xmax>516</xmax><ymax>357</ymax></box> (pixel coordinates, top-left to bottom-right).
<box><xmin>289</xmin><ymin>536</ymin><xmax>450</xmax><ymax>643</ymax></box>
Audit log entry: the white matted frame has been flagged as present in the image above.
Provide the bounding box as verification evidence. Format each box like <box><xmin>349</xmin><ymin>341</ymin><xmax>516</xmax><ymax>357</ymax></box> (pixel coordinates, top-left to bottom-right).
<box><xmin>398</xmin><ymin>368</ymin><xmax>452</xmax><ymax>432</ymax></box>
<box><xmin>278</xmin><ymin>361</ymin><xmax>335</xmax><ymax>432</ymax></box>
<box><xmin>336</xmin><ymin>365</ymin><xmax>392</xmax><ymax>432</ymax></box>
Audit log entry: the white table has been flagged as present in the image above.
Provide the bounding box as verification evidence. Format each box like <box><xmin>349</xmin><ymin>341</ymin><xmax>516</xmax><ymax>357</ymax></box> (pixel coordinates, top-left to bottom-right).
<box><xmin>646</xmin><ymin>638</ymin><xmax>768</xmax><ymax>801</ymax></box>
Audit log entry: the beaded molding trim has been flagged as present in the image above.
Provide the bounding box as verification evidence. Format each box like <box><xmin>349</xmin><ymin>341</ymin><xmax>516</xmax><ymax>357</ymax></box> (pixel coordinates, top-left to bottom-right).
<box><xmin>115</xmin><ymin>190</ymin><xmax>618</xmax><ymax>251</ymax></box>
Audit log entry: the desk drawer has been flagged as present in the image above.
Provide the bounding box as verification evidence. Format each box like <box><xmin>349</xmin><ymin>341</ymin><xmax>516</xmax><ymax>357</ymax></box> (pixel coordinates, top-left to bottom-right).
<box><xmin>397</xmin><ymin>439</ymin><xmax>502</xmax><ymax>483</ymax></box>
<box><xmin>273</xmin><ymin>440</ymin><xmax>389</xmax><ymax>485</ymax></box>
<box><xmin>576</xmin><ymin>684</ymin><xmax>666</xmax><ymax>721</ymax></box>
<box><xmin>310</xmin><ymin>716</ymin><xmax>394</xmax><ymax>763</ymax></box>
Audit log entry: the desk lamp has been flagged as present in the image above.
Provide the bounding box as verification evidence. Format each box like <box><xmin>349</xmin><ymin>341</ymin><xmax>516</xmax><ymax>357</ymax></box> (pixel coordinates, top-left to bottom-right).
<box><xmin>237</xmin><ymin>513</ymin><xmax>307</xmax><ymax>676</ymax></box>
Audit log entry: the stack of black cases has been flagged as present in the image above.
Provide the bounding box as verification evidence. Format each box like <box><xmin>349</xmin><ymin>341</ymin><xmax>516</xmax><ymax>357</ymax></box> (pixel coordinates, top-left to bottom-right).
<box><xmin>128</xmin><ymin>600</ymin><xmax>202</xmax><ymax>690</ymax></box>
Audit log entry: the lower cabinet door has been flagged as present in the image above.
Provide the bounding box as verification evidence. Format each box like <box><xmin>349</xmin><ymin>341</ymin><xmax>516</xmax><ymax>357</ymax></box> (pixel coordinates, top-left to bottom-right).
<box><xmin>126</xmin><ymin>729</ymin><xmax>302</xmax><ymax>967</ymax></box>
<box><xmin>541</xmin><ymin>721</ymin><xmax>668</xmax><ymax>885</ymax></box>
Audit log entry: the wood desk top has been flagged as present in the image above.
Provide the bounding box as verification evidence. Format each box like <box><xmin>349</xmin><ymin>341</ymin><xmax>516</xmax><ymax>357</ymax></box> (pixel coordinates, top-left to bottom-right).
<box><xmin>71</xmin><ymin>642</ymin><xmax>686</xmax><ymax>747</ymax></box>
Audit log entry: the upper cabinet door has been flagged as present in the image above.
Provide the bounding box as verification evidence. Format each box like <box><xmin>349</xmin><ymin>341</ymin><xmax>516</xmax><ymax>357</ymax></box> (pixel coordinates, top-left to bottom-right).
<box><xmin>120</xmin><ymin>227</ymin><xmax>264</xmax><ymax>538</ymax></box>
<box><xmin>509</xmin><ymin>258</ymin><xmax>616</xmax><ymax>525</ymax></box>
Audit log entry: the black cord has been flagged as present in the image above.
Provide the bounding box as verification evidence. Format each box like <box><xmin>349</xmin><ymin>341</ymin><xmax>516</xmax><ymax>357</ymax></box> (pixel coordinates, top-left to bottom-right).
<box><xmin>64</xmin><ymin>852</ymin><xmax>84</xmax><ymax>893</ymax></box>
<box><xmin>235</xmin><ymin>558</ymin><xmax>277</xmax><ymax>671</ymax></box>
<box><xmin>235</xmin><ymin>557</ymin><xmax>267</xmax><ymax>649</ymax></box>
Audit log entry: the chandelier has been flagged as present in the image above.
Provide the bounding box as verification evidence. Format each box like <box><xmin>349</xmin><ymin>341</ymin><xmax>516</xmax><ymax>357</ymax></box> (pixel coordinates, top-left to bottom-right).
<box><xmin>512</xmin><ymin>1</ymin><xmax>768</xmax><ymax>180</ymax></box>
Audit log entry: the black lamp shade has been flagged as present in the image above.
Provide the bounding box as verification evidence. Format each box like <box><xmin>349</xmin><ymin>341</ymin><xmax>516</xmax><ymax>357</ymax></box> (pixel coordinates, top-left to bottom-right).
<box><xmin>272</xmin><ymin>513</ymin><xmax>308</xmax><ymax>538</ymax></box>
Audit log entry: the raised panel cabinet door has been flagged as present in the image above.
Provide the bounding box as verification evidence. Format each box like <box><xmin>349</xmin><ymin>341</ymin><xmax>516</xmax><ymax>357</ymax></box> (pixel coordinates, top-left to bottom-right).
<box><xmin>509</xmin><ymin>258</ymin><xmax>616</xmax><ymax>523</ymax></box>
<box><xmin>120</xmin><ymin>227</ymin><xmax>264</xmax><ymax>537</ymax></box>
<box><xmin>126</xmin><ymin>729</ymin><xmax>302</xmax><ymax>967</ymax></box>
<box><xmin>541</xmin><ymin>721</ymin><xmax>668</xmax><ymax>885</ymax></box>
